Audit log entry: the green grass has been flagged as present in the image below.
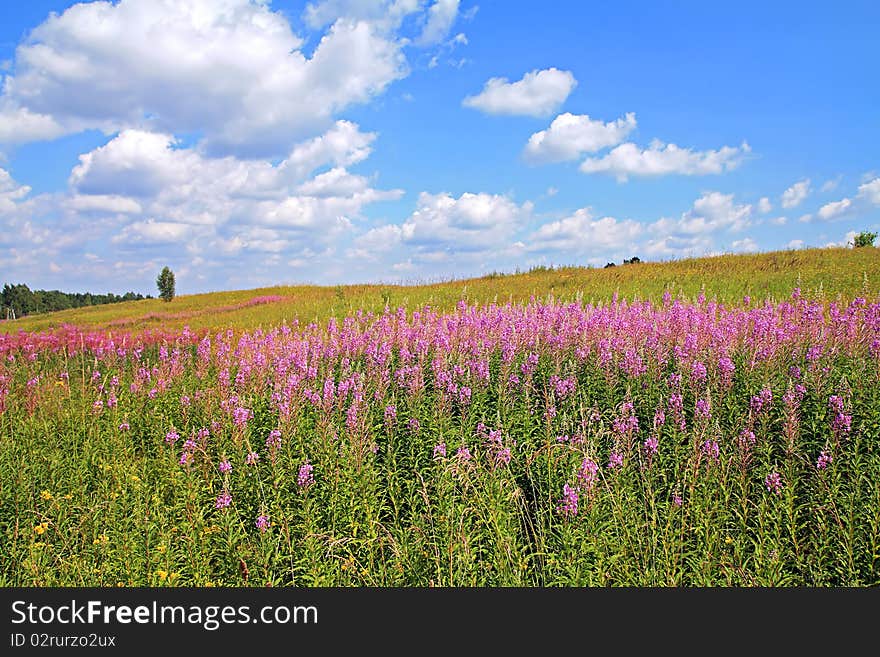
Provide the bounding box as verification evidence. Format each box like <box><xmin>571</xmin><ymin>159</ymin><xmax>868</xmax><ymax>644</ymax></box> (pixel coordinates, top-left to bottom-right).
<box><xmin>1</xmin><ymin>246</ymin><xmax>879</xmax><ymax>586</ymax></box>
<box><xmin>3</xmin><ymin>246</ymin><xmax>878</xmax><ymax>335</ymax></box>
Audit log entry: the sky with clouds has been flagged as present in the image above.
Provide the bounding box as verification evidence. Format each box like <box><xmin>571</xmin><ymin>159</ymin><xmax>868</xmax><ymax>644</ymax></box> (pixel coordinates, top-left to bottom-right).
<box><xmin>0</xmin><ymin>0</ymin><xmax>878</xmax><ymax>294</ymax></box>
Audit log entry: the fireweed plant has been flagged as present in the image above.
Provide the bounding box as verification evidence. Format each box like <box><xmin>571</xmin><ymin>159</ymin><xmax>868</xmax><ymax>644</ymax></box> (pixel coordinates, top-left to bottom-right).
<box><xmin>1</xmin><ymin>290</ymin><xmax>879</xmax><ymax>586</ymax></box>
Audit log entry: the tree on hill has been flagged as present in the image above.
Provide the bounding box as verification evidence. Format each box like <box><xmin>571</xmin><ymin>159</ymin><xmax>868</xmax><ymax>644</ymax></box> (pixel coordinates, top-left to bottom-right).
<box><xmin>157</xmin><ymin>266</ymin><xmax>176</xmax><ymax>302</ymax></box>
<box><xmin>851</xmin><ymin>231</ymin><xmax>877</xmax><ymax>248</ymax></box>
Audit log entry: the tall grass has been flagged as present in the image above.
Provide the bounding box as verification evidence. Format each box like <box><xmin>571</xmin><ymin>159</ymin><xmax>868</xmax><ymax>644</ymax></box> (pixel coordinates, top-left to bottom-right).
<box><xmin>2</xmin><ymin>290</ymin><xmax>878</xmax><ymax>586</ymax></box>
<box><xmin>3</xmin><ymin>247</ymin><xmax>878</xmax><ymax>335</ymax></box>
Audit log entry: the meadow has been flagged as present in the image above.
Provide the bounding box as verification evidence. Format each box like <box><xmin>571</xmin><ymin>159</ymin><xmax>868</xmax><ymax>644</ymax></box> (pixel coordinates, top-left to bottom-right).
<box><xmin>1</xmin><ymin>247</ymin><xmax>879</xmax><ymax>586</ymax></box>
<box><xmin>4</xmin><ymin>246</ymin><xmax>879</xmax><ymax>334</ymax></box>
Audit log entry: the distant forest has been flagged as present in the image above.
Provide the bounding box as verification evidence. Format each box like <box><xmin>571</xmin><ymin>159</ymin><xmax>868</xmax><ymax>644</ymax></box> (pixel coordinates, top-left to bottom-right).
<box><xmin>1</xmin><ymin>283</ymin><xmax>149</xmax><ymax>319</ymax></box>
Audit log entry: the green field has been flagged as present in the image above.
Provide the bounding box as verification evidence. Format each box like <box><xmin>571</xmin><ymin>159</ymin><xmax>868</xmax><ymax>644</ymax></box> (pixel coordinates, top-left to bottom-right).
<box><xmin>2</xmin><ymin>246</ymin><xmax>879</xmax><ymax>586</ymax></box>
<box><xmin>3</xmin><ymin>247</ymin><xmax>878</xmax><ymax>335</ymax></box>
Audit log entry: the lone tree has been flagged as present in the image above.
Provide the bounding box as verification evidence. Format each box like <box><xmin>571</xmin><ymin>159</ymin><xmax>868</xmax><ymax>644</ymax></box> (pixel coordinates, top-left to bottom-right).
<box><xmin>156</xmin><ymin>266</ymin><xmax>176</xmax><ymax>302</ymax></box>
<box><xmin>852</xmin><ymin>231</ymin><xmax>877</xmax><ymax>248</ymax></box>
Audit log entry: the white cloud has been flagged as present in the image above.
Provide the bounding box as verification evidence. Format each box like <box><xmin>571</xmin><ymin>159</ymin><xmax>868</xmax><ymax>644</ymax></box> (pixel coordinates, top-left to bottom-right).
<box><xmin>303</xmin><ymin>0</ymin><xmax>422</xmax><ymax>30</ymax></box>
<box><xmin>526</xmin><ymin>208</ymin><xmax>642</xmax><ymax>253</ymax></box>
<box><xmin>798</xmin><ymin>214</ymin><xmax>813</xmax><ymax>223</ymax></box>
<box><xmin>787</xmin><ymin>239</ymin><xmax>804</xmax><ymax>249</ymax></box>
<box><xmin>352</xmin><ymin>190</ymin><xmax>532</xmax><ymax>266</ymax></box>
<box><xmin>524</xmin><ymin>112</ymin><xmax>636</xmax><ymax>164</ymax></box>
<box><xmin>769</xmin><ymin>216</ymin><xmax>787</xmax><ymax>226</ymax></box>
<box><xmin>1</xmin><ymin>121</ymin><xmax>402</xmax><ymax>287</ymax></box>
<box><xmin>579</xmin><ymin>140</ymin><xmax>750</xmax><ymax>182</ymax></box>
<box><xmin>416</xmin><ymin>0</ymin><xmax>461</xmax><ymax>46</ymax></box>
<box><xmin>400</xmin><ymin>191</ymin><xmax>532</xmax><ymax>249</ymax></box>
<box><xmin>0</xmin><ymin>167</ymin><xmax>31</xmax><ymax>215</ymax></box>
<box><xmin>463</xmin><ymin>68</ymin><xmax>577</xmax><ymax>117</ymax></box>
<box><xmin>113</xmin><ymin>219</ymin><xmax>196</xmax><ymax>244</ymax></box>
<box><xmin>817</xmin><ymin>198</ymin><xmax>853</xmax><ymax>221</ymax></box>
<box><xmin>758</xmin><ymin>197</ymin><xmax>772</xmax><ymax>213</ymax></box>
<box><xmin>68</xmin><ymin>194</ymin><xmax>143</xmax><ymax>214</ymax></box>
<box><xmin>0</xmin><ymin>105</ymin><xmax>65</xmax><ymax>145</ymax></box>
<box><xmin>781</xmin><ymin>179</ymin><xmax>810</xmax><ymax>209</ymax></box>
<box><xmin>857</xmin><ymin>177</ymin><xmax>880</xmax><ymax>205</ymax></box>
<box><xmin>731</xmin><ymin>237</ymin><xmax>758</xmax><ymax>252</ymax></box>
<box><xmin>650</xmin><ymin>191</ymin><xmax>753</xmax><ymax>236</ymax></box>
<box><xmin>820</xmin><ymin>176</ymin><xmax>841</xmax><ymax>193</ymax></box>
<box><xmin>0</xmin><ymin>0</ymin><xmax>409</xmax><ymax>157</ymax></box>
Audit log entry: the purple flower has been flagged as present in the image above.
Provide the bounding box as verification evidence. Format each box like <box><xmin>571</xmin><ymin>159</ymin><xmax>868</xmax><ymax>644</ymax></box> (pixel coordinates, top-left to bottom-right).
<box><xmin>738</xmin><ymin>428</ymin><xmax>757</xmax><ymax>449</ymax></box>
<box><xmin>816</xmin><ymin>450</ymin><xmax>832</xmax><ymax>470</ymax></box>
<box><xmin>643</xmin><ymin>435</ymin><xmax>659</xmax><ymax>457</ymax></box>
<box><xmin>455</xmin><ymin>446</ymin><xmax>472</xmax><ymax>462</ymax></box>
<box><xmin>764</xmin><ymin>471</ymin><xmax>783</xmax><ymax>495</ymax></box>
<box><xmin>232</xmin><ymin>406</ymin><xmax>252</xmax><ymax>427</ymax></box>
<box><xmin>607</xmin><ymin>451</ymin><xmax>623</xmax><ymax>469</ymax></box>
<box><xmin>218</xmin><ymin>459</ymin><xmax>232</xmax><ymax>473</ymax></box>
<box><xmin>690</xmin><ymin>361</ymin><xmax>708</xmax><ymax>384</ymax></box>
<box><xmin>433</xmin><ymin>442</ymin><xmax>447</xmax><ymax>458</ymax></box>
<box><xmin>165</xmin><ymin>430</ymin><xmax>180</xmax><ymax>445</ymax></box>
<box><xmin>255</xmin><ymin>515</ymin><xmax>270</xmax><ymax>532</ymax></box>
<box><xmin>695</xmin><ymin>398</ymin><xmax>711</xmax><ymax>419</ymax></box>
<box><xmin>297</xmin><ymin>460</ymin><xmax>315</xmax><ymax>488</ymax></box>
<box><xmin>384</xmin><ymin>405</ymin><xmax>397</xmax><ymax>425</ymax></box>
<box><xmin>494</xmin><ymin>447</ymin><xmax>512</xmax><ymax>467</ymax></box>
<box><xmin>577</xmin><ymin>458</ymin><xmax>600</xmax><ymax>490</ymax></box>
<box><xmin>215</xmin><ymin>492</ymin><xmax>232</xmax><ymax>510</ymax></box>
<box><xmin>750</xmin><ymin>387</ymin><xmax>773</xmax><ymax>414</ymax></box>
<box><xmin>246</xmin><ymin>451</ymin><xmax>259</xmax><ymax>465</ymax></box>
<box><xmin>407</xmin><ymin>418</ymin><xmax>420</xmax><ymax>432</ymax></box>
<box><xmin>701</xmin><ymin>439</ymin><xmax>720</xmax><ymax>462</ymax></box>
<box><xmin>266</xmin><ymin>429</ymin><xmax>282</xmax><ymax>451</ymax></box>
<box><xmin>557</xmin><ymin>483</ymin><xmax>579</xmax><ymax>517</ymax></box>
<box><xmin>118</xmin><ymin>421</ymin><xmax>130</xmax><ymax>431</ymax></box>
<box><xmin>672</xmin><ymin>493</ymin><xmax>683</xmax><ymax>507</ymax></box>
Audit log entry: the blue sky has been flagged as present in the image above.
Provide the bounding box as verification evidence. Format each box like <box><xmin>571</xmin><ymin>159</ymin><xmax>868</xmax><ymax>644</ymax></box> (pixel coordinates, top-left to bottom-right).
<box><xmin>0</xmin><ymin>0</ymin><xmax>878</xmax><ymax>295</ymax></box>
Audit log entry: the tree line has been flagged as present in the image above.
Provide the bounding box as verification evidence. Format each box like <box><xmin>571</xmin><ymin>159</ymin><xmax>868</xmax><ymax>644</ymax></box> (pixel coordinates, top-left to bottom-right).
<box><xmin>1</xmin><ymin>283</ymin><xmax>149</xmax><ymax>319</ymax></box>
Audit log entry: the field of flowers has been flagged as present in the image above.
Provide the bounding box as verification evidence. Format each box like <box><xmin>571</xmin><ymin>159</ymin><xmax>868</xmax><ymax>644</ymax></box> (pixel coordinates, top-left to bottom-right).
<box><xmin>2</xmin><ymin>289</ymin><xmax>879</xmax><ymax>585</ymax></box>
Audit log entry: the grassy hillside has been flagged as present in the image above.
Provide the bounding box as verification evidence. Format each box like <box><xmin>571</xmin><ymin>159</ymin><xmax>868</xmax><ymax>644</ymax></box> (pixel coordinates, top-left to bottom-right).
<box><xmin>3</xmin><ymin>246</ymin><xmax>878</xmax><ymax>334</ymax></box>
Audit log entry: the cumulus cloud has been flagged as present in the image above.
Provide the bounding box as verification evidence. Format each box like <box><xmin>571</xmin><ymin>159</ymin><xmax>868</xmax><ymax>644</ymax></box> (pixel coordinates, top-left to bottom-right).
<box><xmin>523</xmin><ymin>112</ymin><xmax>636</xmax><ymax>164</ymax></box>
<box><xmin>781</xmin><ymin>179</ymin><xmax>810</xmax><ymax>209</ymax></box>
<box><xmin>463</xmin><ymin>68</ymin><xmax>577</xmax><ymax>117</ymax></box>
<box><xmin>0</xmin><ymin>105</ymin><xmax>65</xmax><ymax>145</ymax></box>
<box><xmin>416</xmin><ymin>0</ymin><xmax>461</xmax><ymax>46</ymax></box>
<box><xmin>0</xmin><ymin>0</ymin><xmax>409</xmax><ymax>157</ymax></box>
<box><xmin>400</xmin><ymin>191</ymin><xmax>532</xmax><ymax>249</ymax></box>
<box><xmin>0</xmin><ymin>168</ymin><xmax>31</xmax><ymax>215</ymax></box>
<box><xmin>525</xmin><ymin>208</ymin><xmax>642</xmax><ymax>253</ymax></box>
<box><xmin>787</xmin><ymin>239</ymin><xmax>804</xmax><ymax>249</ymax></box>
<box><xmin>56</xmin><ymin>120</ymin><xmax>388</xmax><ymax>258</ymax></box>
<box><xmin>650</xmin><ymin>191</ymin><xmax>753</xmax><ymax>236</ymax></box>
<box><xmin>731</xmin><ymin>237</ymin><xmax>758</xmax><ymax>252</ymax></box>
<box><xmin>857</xmin><ymin>177</ymin><xmax>880</xmax><ymax>205</ymax></box>
<box><xmin>817</xmin><ymin>198</ymin><xmax>853</xmax><ymax>221</ymax></box>
<box><xmin>352</xmin><ymin>191</ymin><xmax>532</xmax><ymax>264</ymax></box>
<box><xmin>758</xmin><ymin>197</ymin><xmax>772</xmax><ymax>213</ymax></box>
<box><xmin>579</xmin><ymin>140</ymin><xmax>750</xmax><ymax>182</ymax></box>
<box><xmin>303</xmin><ymin>0</ymin><xmax>422</xmax><ymax>30</ymax></box>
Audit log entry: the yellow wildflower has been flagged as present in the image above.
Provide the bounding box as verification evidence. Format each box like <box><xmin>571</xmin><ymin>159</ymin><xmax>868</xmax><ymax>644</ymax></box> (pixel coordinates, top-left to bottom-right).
<box><xmin>34</xmin><ymin>522</ymin><xmax>49</xmax><ymax>535</ymax></box>
<box><xmin>155</xmin><ymin>544</ymin><xmax>167</xmax><ymax>554</ymax></box>
<box><xmin>40</xmin><ymin>490</ymin><xmax>53</xmax><ymax>501</ymax></box>
<box><xmin>156</xmin><ymin>570</ymin><xmax>168</xmax><ymax>581</ymax></box>
<box><xmin>93</xmin><ymin>534</ymin><xmax>109</xmax><ymax>546</ymax></box>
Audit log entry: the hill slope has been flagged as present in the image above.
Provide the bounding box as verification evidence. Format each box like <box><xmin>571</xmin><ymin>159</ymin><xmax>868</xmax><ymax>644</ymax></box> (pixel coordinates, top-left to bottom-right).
<box><xmin>2</xmin><ymin>247</ymin><xmax>878</xmax><ymax>334</ymax></box>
